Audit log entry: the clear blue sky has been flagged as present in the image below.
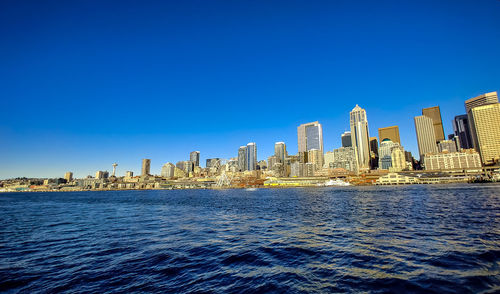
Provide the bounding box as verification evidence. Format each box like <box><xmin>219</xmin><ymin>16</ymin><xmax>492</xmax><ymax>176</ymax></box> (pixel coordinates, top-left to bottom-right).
<box><xmin>1</xmin><ymin>0</ymin><xmax>499</xmax><ymax>179</ymax></box>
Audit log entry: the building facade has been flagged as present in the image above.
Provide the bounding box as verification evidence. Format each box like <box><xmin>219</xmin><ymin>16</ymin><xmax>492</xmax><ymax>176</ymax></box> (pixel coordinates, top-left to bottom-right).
<box><xmin>341</xmin><ymin>131</ymin><xmax>352</xmax><ymax>147</ymax></box>
<box><xmin>332</xmin><ymin>147</ymin><xmax>359</xmax><ymax>173</ymax></box>
<box><xmin>469</xmin><ymin>103</ymin><xmax>500</xmax><ymax>165</ymax></box>
<box><xmin>246</xmin><ymin>143</ymin><xmax>257</xmax><ymax>171</ymax></box>
<box><xmin>238</xmin><ymin>146</ymin><xmax>247</xmax><ymax>171</ymax></box>
<box><xmin>190</xmin><ymin>151</ymin><xmax>200</xmax><ymax>167</ymax></box>
<box><xmin>414</xmin><ymin>115</ymin><xmax>438</xmax><ymax>159</ymax></box>
<box><xmin>453</xmin><ymin>114</ymin><xmax>473</xmax><ymax>150</ymax></box>
<box><xmin>161</xmin><ymin>163</ymin><xmax>176</xmax><ymax>178</ymax></box>
<box><xmin>274</xmin><ymin>142</ymin><xmax>287</xmax><ymax>163</ymax></box>
<box><xmin>297</xmin><ymin>121</ymin><xmax>324</xmax><ymax>154</ymax></box>
<box><xmin>423</xmin><ymin>150</ymin><xmax>482</xmax><ymax>171</ymax></box>
<box><xmin>422</xmin><ymin>106</ymin><xmax>445</xmax><ymax>143</ymax></box>
<box><xmin>378</xmin><ymin>126</ymin><xmax>401</xmax><ymax>144</ymax></box>
<box><xmin>141</xmin><ymin>159</ymin><xmax>151</xmax><ymax>176</ymax></box>
<box><xmin>350</xmin><ymin>105</ymin><xmax>371</xmax><ymax>169</ymax></box>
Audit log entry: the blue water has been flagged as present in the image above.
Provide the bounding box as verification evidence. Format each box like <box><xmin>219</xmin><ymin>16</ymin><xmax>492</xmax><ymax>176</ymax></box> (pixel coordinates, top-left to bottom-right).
<box><xmin>1</xmin><ymin>184</ymin><xmax>500</xmax><ymax>293</ymax></box>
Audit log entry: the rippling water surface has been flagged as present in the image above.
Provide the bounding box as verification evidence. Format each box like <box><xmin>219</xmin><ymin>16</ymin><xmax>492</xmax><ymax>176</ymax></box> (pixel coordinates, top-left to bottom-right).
<box><xmin>1</xmin><ymin>184</ymin><xmax>500</xmax><ymax>293</ymax></box>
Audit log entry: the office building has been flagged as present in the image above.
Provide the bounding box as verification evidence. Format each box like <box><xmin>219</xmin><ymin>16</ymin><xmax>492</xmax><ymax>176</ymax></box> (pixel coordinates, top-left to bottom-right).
<box><xmin>414</xmin><ymin>115</ymin><xmax>438</xmax><ymax>159</ymax></box>
<box><xmin>378</xmin><ymin>139</ymin><xmax>397</xmax><ymax>170</ymax></box>
<box><xmin>438</xmin><ymin>140</ymin><xmax>457</xmax><ymax>153</ymax></box>
<box><xmin>391</xmin><ymin>146</ymin><xmax>406</xmax><ymax>172</ymax></box>
<box><xmin>190</xmin><ymin>151</ymin><xmax>200</xmax><ymax>167</ymax></box>
<box><xmin>206</xmin><ymin>158</ymin><xmax>222</xmax><ymax>169</ymax></box>
<box><xmin>268</xmin><ymin>155</ymin><xmax>278</xmax><ymax>171</ymax></box>
<box><xmin>341</xmin><ymin>131</ymin><xmax>352</xmax><ymax>147</ymax></box>
<box><xmin>378</xmin><ymin>126</ymin><xmax>401</xmax><ymax>144</ymax></box>
<box><xmin>465</xmin><ymin>91</ymin><xmax>499</xmax><ymax>113</ymax></box>
<box><xmin>423</xmin><ymin>150</ymin><xmax>482</xmax><ymax>171</ymax></box>
<box><xmin>238</xmin><ymin>146</ymin><xmax>247</xmax><ymax>171</ymax></box>
<box><xmin>422</xmin><ymin>106</ymin><xmax>445</xmax><ymax>143</ymax></box>
<box><xmin>125</xmin><ymin>171</ymin><xmax>134</xmax><ymax>178</ymax></box>
<box><xmin>246</xmin><ymin>143</ymin><xmax>257</xmax><ymax>171</ymax></box>
<box><xmin>161</xmin><ymin>163</ymin><xmax>176</xmax><ymax>178</ymax></box>
<box><xmin>350</xmin><ymin>105</ymin><xmax>371</xmax><ymax>169</ymax></box>
<box><xmin>297</xmin><ymin>121</ymin><xmax>324</xmax><ymax>154</ymax></box>
<box><xmin>95</xmin><ymin>171</ymin><xmax>109</xmax><ymax>179</ymax></box>
<box><xmin>141</xmin><ymin>159</ymin><xmax>151</xmax><ymax>176</ymax></box>
<box><xmin>274</xmin><ymin>142</ymin><xmax>287</xmax><ymax>163</ymax></box>
<box><xmin>64</xmin><ymin>172</ymin><xmax>73</xmax><ymax>182</ymax></box>
<box><xmin>324</xmin><ymin>151</ymin><xmax>335</xmax><ymax>168</ymax></box>
<box><xmin>453</xmin><ymin>115</ymin><xmax>473</xmax><ymax>150</ymax></box>
<box><xmin>332</xmin><ymin>147</ymin><xmax>359</xmax><ymax>173</ymax></box>
<box><xmin>369</xmin><ymin>137</ymin><xmax>379</xmax><ymax>169</ymax></box>
<box><xmin>469</xmin><ymin>103</ymin><xmax>500</xmax><ymax>165</ymax></box>
<box><xmin>307</xmin><ymin>149</ymin><xmax>323</xmax><ymax>170</ymax></box>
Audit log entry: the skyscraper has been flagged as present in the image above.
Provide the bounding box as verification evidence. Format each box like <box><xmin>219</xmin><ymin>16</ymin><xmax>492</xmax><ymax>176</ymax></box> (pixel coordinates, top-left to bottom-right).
<box><xmin>378</xmin><ymin>126</ymin><xmax>401</xmax><ymax>144</ymax></box>
<box><xmin>238</xmin><ymin>146</ymin><xmax>247</xmax><ymax>171</ymax></box>
<box><xmin>453</xmin><ymin>115</ymin><xmax>473</xmax><ymax>150</ymax></box>
<box><xmin>469</xmin><ymin>103</ymin><xmax>500</xmax><ymax>165</ymax></box>
<box><xmin>190</xmin><ymin>151</ymin><xmax>200</xmax><ymax>167</ymax></box>
<box><xmin>246</xmin><ymin>143</ymin><xmax>257</xmax><ymax>171</ymax></box>
<box><xmin>64</xmin><ymin>172</ymin><xmax>73</xmax><ymax>182</ymax></box>
<box><xmin>350</xmin><ymin>105</ymin><xmax>371</xmax><ymax>169</ymax></box>
<box><xmin>141</xmin><ymin>159</ymin><xmax>151</xmax><ymax>176</ymax></box>
<box><xmin>297</xmin><ymin>121</ymin><xmax>324</xmax><ymax>154</ymax></box>
<box><xmin>465</xmin><ymin>91</ymin><xmax>499</xmax><ymax>113</ymax></box>
<box><xmin>414</xmin><ymin>115</ymin><xmax>438</xmax><ymax>159</ymax></box>
<box><xmin>274</xmin><ymin>142</ymin><xmax>286</xmax><ymax>163</ymax></box>
<box><xmin>465</xmin><ymin>91</ymin><xmax>499</xmax><ymax>150</ymax></box>
<box><xmin>422</xmin><ymin>106</ymin><xmax>445</xmax><ymax>143</ymax></box>
<box><xmin>369</xmin><ymin>137</ymin><xmax>379</xmax><ymax>169</ymax></box>
<box><xmin>341</xmin><ymin>131</ymin><xmax>352</xmax><ymax>147</ymax></box>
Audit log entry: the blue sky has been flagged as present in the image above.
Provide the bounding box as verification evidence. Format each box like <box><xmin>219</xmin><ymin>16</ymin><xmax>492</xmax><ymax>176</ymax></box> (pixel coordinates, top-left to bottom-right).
<box><xmin>1</xmin><ymin>0</ymin><xmax>499</xmax><ymax>179</ymax></box>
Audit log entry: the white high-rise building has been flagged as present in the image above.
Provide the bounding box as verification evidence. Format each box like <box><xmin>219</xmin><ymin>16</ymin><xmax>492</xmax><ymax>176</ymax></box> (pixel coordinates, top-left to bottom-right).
<box><xmin>246</xmin><ymin>143</ymin><xmax>257</xmax><ymax>171</ymax></box>
<box><xmin>414</xmin><ymin>115</ymin><xmax>438</xmax><ymax>159</ymax></box>
<box><xmin>350</xmin><ymin>105</ymin><xmax>371</xmax><ymax>169</ymax></box>
<box><xmin>274</xmin><ymin>142</ymin><xmax>287</xmax><ymax>163</ymax></box>
<box><xmin>161</xmin><ymin>163</ymin><xmax>176</xmax><ymax>178</ymax></box>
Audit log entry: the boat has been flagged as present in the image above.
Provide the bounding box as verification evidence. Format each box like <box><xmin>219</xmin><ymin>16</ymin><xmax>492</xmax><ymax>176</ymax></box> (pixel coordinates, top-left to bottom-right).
<box><xmin>322</xmin><ymin>179</ymin><xmax>351</xmax><ymax>187</ymax></box>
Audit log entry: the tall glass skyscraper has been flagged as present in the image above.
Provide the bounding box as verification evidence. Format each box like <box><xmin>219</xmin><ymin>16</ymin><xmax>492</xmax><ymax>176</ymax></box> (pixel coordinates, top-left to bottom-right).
<box><xmin>297</xmin><ymin>121</ymin><xmax>324</xmax><ymax>155</ymax></box>
<box><xmin>341</xmin><ymin>131</ymin><xmax>352</xmax><ymax>147</ymax></box>
<box><xmin>246</xmin><ymin>143</ymin><xmax>257</xmax><ymax>171</ymax></box>
<box><xmin>350</xmin><ymin>105</ymin><xmax>371</xmax><ymax>169</ymax></box>
<box><xmin>452</xmin><ymin>115</ymin><xmax>473</xmax><ymax>150</ymax></box>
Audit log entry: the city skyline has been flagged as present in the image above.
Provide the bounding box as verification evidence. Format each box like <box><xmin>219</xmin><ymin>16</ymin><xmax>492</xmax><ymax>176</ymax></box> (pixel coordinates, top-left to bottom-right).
<box><xmin>1</xmin><ymin>1</ymin><xmax>500</xmax><ymax>178</ymax></box>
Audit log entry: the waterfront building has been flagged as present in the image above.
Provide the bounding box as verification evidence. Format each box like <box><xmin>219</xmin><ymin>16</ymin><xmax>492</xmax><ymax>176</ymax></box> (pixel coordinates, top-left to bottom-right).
<box><xmin>465</xmin><ymin>91</ymin><xmax>499</xmax><ymax>113</ymax></box>
<box><xmin>341</xmin><ymin>131</ymin><xmax>352</xmax><ymax>147</ymax></box>
<box><xmin>332</xmin><ymin>146</ymin><xmax>359</xmax><ymax>173</ymax></box>
<box><xmin>423</xmin><ymin>150</ymin><xmax>482</xmax><ymax>171</ymax></box>
<box><xmin>453</xmin><ymin>115</ymin><xmax>473</xmax><ymax>150</ymax></box>
<box><xmin>161</xmin><ymin>163</ymin><xmax>175</xmax><ymax>178</ymax></box>
<box><xmin>422</xmin><ymin>106</ymin><xmax>445</xmax><ymax>143</ymax></box>
<box><xmin>378</xmin><ymin>126</ymin><xmax>401</xmax><ymax>144</ymax></box>
<box><xmin>350</xmin><ymin>105</ymin><xmax>371</xmax><ymax>169</ymax></box>
<box><xmin>274</xmin><ymin>142</ymin><xmax>287</xmax><ymax>163</ymax></box>
<box><xmin>375</xmin><ymin>173</ymin><xmax>420</xmax><ymax>185</ymax></box>
<box><xmin>438</xmin><ymin>140</ymin><xmax>457</xmax><ymax>153</ymax></box>
<box><xmin>297</xmin><ymin>121</ymin><xmax>324</xmax><ymax>155</ymax></box>
<box><xmin>324</xmin><ymin>151</ymin><xmax>335</xmax><ymax>168</ymax></box>
<box><xmin>246</xmin><ymin>143</ymin><xmax>257</xmax><ymax>171</ymax></box>
<box><xmin>469</xmin><ymin>102</ymin><xmax>500</xmax><ymax>165</ymax></box>
<box><xmin>190</xmin><ymin>151</ymin><xmax>200</xmax><ymax>167</ymax></box>
<box><xmin>307</xmin><ymin>149</ymin><xmax>323</xmax><ymax>170</ymax></box>
<box><xmin>238</xmin><ymin>146</ymin><xmax>247</xmax><ymax>171</ymax></box>
<box><xmin>64</xmin><ymin>172</ymin><xmax>73</xmax><ymax>182</ymax></box>
<box><xmin>414</xmin><ymin>115</ymin><xmax>438</xmax><ymax>159</ymax></box>
<box><xmin>141</xmin><ymin>159</ymin><xmax>151</xmax><ymax>176</ymax></box>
